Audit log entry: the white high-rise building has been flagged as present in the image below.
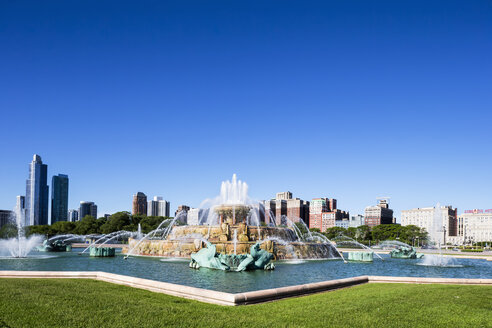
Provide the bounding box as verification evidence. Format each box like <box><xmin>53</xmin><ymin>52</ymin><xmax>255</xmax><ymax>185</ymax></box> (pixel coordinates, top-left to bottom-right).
<box><xmin>187</xmin><ymin>208</ymin><xmax>204</xmax><ymax>225</ymax></box>
<box><xmin>459</xmin><ymin>209</ymin><xmax>492</xmax><ymax>244</ymax></box>
<box><xmin>401</xmin><ymin>205</ymin><xmax>458</xmax><ymax>244</ymax></box>
<box><xmin>68</xmin><ymin>209</ymin><xmax>79</xmax><ymax>222</ymax></box>
<box><xmin>147</xmin><ymin>196</ymin><xmax>170</xmax><ymax>217</ymax></box>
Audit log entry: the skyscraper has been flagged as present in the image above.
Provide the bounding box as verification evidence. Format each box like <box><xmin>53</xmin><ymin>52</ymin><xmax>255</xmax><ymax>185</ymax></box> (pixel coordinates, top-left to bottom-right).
<box><xmin>25</xmin><ymin>154</ymin><xmax>49</xmax><ymax>226</ymax></box>
<box><xmin>68</xmin><ymin>209</ymin><xmax>79</xmax><ymax>222</ymax></box>
<box><xmin>132</xmin><ymin>192</ymin><xmax>147</xmax><ymax>215</ymax></box>
<box><xmin>79</xmin><ymin>201</ymin><xmax>97</xmax><ymax>219</ymax></box>
<box><xmin>147</xmin><ymin>196</ymin><xmax>170</xmax><ymax>217</ymax></box>
<box><xmin>51</xmin><ymin>174</ymin><xmax>69</xmax><ymax>223</ymax></box>
<box><xmin>15</xmin><ymin>195</ymin><xmax>26</xmax><ymax>224</ymax></box>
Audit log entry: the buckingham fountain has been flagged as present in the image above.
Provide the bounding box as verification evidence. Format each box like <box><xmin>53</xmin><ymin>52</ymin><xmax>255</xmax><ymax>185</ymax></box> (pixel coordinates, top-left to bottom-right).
<box><xmin>124</xmin><ymin>174</ymin><xmax>343</xmax><ymax>265</ymax></box>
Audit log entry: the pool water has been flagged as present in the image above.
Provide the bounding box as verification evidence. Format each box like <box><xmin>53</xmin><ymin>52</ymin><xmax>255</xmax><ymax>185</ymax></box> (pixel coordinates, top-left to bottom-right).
<box><xmin>1</xmin><ymin>248</ymin><xmax>491</xmax><ymax>293</ymax></box>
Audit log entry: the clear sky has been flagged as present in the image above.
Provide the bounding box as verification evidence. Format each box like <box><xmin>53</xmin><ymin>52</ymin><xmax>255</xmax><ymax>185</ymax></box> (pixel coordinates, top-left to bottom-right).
<box><xmin>1</xmin><ymin>0</ymin><xmax>491</xmax><ymax>220</ymax></box>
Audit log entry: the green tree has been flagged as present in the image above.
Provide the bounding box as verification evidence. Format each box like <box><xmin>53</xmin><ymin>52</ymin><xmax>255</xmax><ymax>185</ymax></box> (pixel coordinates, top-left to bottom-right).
<box><xmin>372</xmin><ymin>224</ymin><xmax>395</xmax><ymax>242</ymax></box>
<box><xmin>294</xmin><ymin>222</ymin><xmax>309</xmax><ymax>235</ymax></box>
<box><xmin>25</xmin><ymin>225</ymin><xmax>50</xmax><ymax>237</ymax></box>
<box><xmin>346</xmin><ymin>227</ymin><xmax>357</xmax><ymax>239</ymax></box>
<box><xmin>355</xmin><ymin>225</ymin><xmax>371</xmax><ymax>241</ymax></box>
<box><xmin>325</xmin><ymin>227</ymin><xmax>347</xmax><ymax>240</ymax></box>
<box><xmin>50</xmin><ymin>221</ymin><xmax>76</xmax><ymax>235</ymax></box>
<box><xmin>139</xmin><ymin>216</ymin><xmax>169</xmax><ymax>233</ymax></box>
<box><xmin>99</xmin><ymin>212</ymin><xmax>131</xmax><ymax>234</ymax></box>
<box><xmin>0</xmin><ymin>223</ymin><xmax>18</xmax><ymax>238</ymax></box>
<box><xmin>73</xmin><ymin>216</ymin><xmax>99</xmax><ymax>235</ymax></box>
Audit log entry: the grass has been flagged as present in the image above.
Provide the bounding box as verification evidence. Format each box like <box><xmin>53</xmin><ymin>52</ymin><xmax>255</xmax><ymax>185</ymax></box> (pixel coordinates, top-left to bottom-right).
<box><xmin>0</xmin><ymin>279</ymin><xmax>491</xmax><ymax>328</ymax></box>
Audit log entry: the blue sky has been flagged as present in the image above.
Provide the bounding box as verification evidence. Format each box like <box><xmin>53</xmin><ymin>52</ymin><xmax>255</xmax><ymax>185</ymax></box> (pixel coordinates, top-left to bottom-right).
<box><xmin>1</xmin><ymin>0</ymin><xmax>491</xmax><ymax>220</ymax></box>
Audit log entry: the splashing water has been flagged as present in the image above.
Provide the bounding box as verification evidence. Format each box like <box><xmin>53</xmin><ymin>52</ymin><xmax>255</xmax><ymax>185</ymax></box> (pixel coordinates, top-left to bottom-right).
<box><xmin>0</xmin><ymin>210</ymin><xmax>43</xmax><ymax>258</ymax></box>
<box><xmin>418</xmin><ymin>254</ymin><xmax>462</xmax><ymax>267</ymax></box>
<box><xmin>333</xmin><ymin>235</ymin><xmax>384</xmax><ymax>261</ymax></box>
<box><xmin>124</xmin><ymin>212</ymin><xmax>187</xmax><ymax>259</ymax></box>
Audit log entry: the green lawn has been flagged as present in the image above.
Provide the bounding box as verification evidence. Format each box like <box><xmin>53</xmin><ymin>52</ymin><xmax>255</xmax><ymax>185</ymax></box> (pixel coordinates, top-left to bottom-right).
<box><xmin>0</xmin><ymin>279</ymin><xmax>491</xmax><ymax>328</ymax></box>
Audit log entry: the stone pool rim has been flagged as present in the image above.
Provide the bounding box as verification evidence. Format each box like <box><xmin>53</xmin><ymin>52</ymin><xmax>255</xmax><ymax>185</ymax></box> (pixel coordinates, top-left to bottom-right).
<box><xmin>1</xmin><ymin>270</ymin><xmax>491</xmax><ymax>306</ymax></box>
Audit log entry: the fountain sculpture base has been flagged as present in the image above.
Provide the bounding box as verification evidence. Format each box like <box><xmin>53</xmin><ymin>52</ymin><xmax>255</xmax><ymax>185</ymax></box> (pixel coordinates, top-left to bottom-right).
<box><xmin>346</xmin><ymin>251</ymin><xmax>374</xmax><ymax>262</ymax></box>
<box><xmin>37</xmin><ymin>240</ymin><xmax>72</xmax><ymax>252</ymax></box>
<box><xmin>89</xmin><ymin>247</ymin><xmax>115</xmax><ymax>257</ymax></box>
<box><xmin>124</xmin><ymin>224</ymin><xmax>340</xmax><ymax>260</ymax></box>
<box><xmin>190</xmin><ymin>242</ymin><xmax>274</xmax><ymax>271</ymax></box>
<box><xmin>390</xmin><ymin>246</ymin><xmax>424</xmax><ymax>259</ymax></box>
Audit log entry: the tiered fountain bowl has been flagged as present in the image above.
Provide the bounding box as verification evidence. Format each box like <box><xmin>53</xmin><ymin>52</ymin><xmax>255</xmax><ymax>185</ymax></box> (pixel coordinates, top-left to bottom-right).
<box><xmin>124</xmin><ymin>204</ymin><xmax>340</xmax><ymax>260</ymax></box>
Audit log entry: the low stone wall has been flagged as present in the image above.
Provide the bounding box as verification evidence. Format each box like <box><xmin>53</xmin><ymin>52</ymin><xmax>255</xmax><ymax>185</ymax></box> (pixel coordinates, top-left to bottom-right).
<box><xmin>1</xmin><ymin>271</ymin><xmax>491</xmax><ymax>306</ymax></box>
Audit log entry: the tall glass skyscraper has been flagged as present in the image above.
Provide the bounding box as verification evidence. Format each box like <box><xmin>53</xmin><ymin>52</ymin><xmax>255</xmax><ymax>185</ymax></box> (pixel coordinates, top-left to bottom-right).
<box><xmin>25</xmin><ymin>154</ymin><xmax>49</xmax><ymax>226</ymax></box>
<box><xmin>51</xmin><ymin>174</ymin><xmax>69</xmax><ymax>223</ymax></box>
<box><xmin>79</xmin><ymin>201</ymin><xmax>97</xmax><ymax>219</ymax></box>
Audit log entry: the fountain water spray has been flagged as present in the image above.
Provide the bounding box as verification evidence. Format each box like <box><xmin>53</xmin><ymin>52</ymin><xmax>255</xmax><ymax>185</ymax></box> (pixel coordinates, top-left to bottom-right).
<box><xmin>333</xmin><ymin>235</ymin><xmax>384</xmax><ymax>261</ymax></box>
<box><xmin>0</xmin><ymin>209</ymin><xmax>43</xmax><ymax>258</ymax></box>
<box><xmin>124</xmin><ymin>213</ymin><xmax>186</xmax><ymax>259</ymax></box>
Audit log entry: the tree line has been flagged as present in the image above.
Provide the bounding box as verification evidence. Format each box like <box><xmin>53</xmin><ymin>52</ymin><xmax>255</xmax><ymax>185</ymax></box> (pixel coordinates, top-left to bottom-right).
<box><xmin>296</xmin><ymin>223</ymin><xmax>428</xmax><ymax>246</ymax></box>
<box><xmin>0</xmin><ymin>212</ymin><xmax>174</xmax><ymax>239</ymax></box>
<box><xmin>0</xmin><ymin>212</ymin><xmax>428</xmax><ymax>247</ymax></box>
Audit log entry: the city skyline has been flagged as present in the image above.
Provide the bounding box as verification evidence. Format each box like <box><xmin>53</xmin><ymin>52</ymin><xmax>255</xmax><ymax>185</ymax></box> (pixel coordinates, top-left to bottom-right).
<box><xmin>1</xmin><ymin>153</ymin><xmax>490</xmax><ymax>223</ymax></box>
<box><xmin>1</xmin><ymin>1</ymin><xmax>491</xmax><ymax>219</ymax></box>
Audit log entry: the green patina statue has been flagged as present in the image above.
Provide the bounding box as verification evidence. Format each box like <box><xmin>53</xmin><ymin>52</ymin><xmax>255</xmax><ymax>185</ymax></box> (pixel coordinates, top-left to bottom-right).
<box><xmin>37</xmin><ymin>239</ymin><xmax>72</xmax><ymax>252</ymax></box>
<box><xmin>190</xmin><ymin>241</ymin><xmax>274</xmax><ymax>271</ymax></box>
<box><xmin>390</xmin><ymin>245</ymin><xmax>424</xmax><ymax>259</ymax></box>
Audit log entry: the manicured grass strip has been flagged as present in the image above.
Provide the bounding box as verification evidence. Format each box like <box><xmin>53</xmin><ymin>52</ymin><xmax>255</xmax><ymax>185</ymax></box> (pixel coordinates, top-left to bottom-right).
<box><xmin>0</xmin><ymin>279</ymin><xmax>491</xmax><ymax>328</ymax></box>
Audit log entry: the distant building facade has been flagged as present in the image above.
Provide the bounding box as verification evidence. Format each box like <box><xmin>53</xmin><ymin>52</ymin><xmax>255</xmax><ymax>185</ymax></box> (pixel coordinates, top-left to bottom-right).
<box><xmin>187</xmin><ymin>208</ymin><xmax>204</xmax><ymax>225</ymax></box>
<box><xmin>364</xmin><ymin>199</ymin><xmax>393</xmax><ymax>227</ymax></box>
<box><xmin>401</xmin><ymin>205</ymin><xmax>458</xmax><ymax>243</ymax></box>
<box><xmin>175</xmin><ymin>205</ymin><xmax>190</xmax><ymax>216</ymax></box>
<box><xmin>15</xmin><ymin>195</ymin><xmax>26</xmax><ymax>224</ymax></box>
<box><xmin>79</xmin><ymin>201</ymin><xmax>97</xmax><ymax>219</ymax></box>
<box><xmin>263</xmin><ymin>192</ymin><xmax>309</xmax><ymax>226</ymax></box>
<box><xmin>349</xmin><ymin>215</ymin><xmax>365</xmax><ymax>228</ymax></box>
<box><xmin>276</xmin><ymin>191</ymin><xmax>292</xmax><ymax>200</ymax></box>
<box><xmin>0</xmin><ymin>210</ymin><xmax>13</xmax><ymax>228</ymax></box>
<box><xmin>132</xmin><ymin>192</ymin><xmax>147</xmax><ymax>215</ymax></box>
<box><xmin>147</xmin><ymin>196</ymin><xmax>170</xmax><ymax>217</ymax></box>
<box><xmin>335</xmin><ymin>219</ymin><xmax>350</xmax><ymax>229</ymax></box>
<box><xmin>309</xmin><ymin>198</ymin><xmax>329</xmax><ymax>230</ymax></box>
<box><xmin>25</xmin><ymin>154</ymin><xmax>49</xmax><ymax>226</ymax></box>
<box><xmin>263</xmin><ymin>200</ymin><xmax>276</xmax><ymax>225</ymax></box>
<box><xmin>51</xmin><ymin>174</ymin><xmax>69</xmax><ymax>223</ymax></box>
<box><xmin>287</xmin><ymin>198</ymin><xmax>310</xmax><ymax>225</ymax></box>
<box><xmin>68</xmin><ymin>209</ymin><xmax>79</xmax><ymax>222</ymax></box>
<box><xmin>175</xmin><ymin>205</ymin><xmax>190</xmax><ymax>224</ymax></box>
<box><xmin>309</xmin><ymin>198</ymin><xmax>346</xmax><ymax>231</ymax></box>
<box><xmin>459</xmin><ymin>209</ymin><xmax>492</xmax><ymax>244</ymax></box>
